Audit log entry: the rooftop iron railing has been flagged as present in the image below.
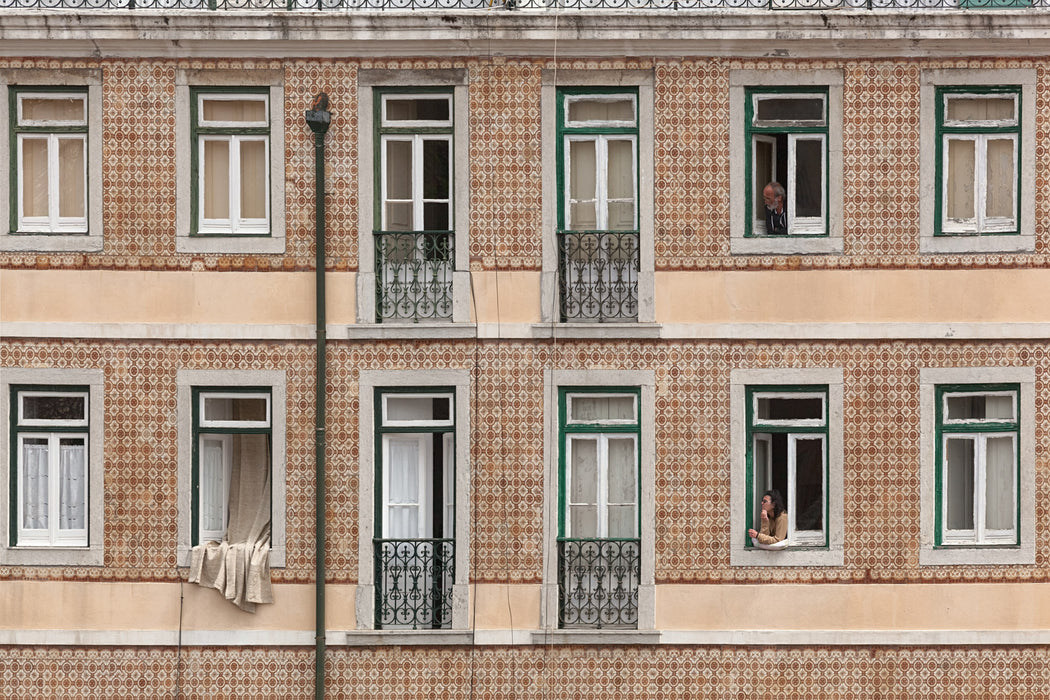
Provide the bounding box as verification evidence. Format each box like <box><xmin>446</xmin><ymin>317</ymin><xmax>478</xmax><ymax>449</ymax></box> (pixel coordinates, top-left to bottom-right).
<box><xmin>374</xmin><ymin>538</ymin><xmax>454</xmax><ymax>630</ymax></box>
<box><xmin>0</xmin><ymin>0</ymin><xmax>1040</xmax><ymax>9</ymax></box>
<box><xmin>558</xmin><ymin>537</ymin><xmax>640</xmax><ymax>629</ymax></box>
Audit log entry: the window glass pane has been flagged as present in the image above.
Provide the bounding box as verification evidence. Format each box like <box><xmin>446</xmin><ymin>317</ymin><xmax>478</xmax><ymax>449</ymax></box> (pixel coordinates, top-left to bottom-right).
<box><xmin>946</xmin><ymin>437</ymin><xmax>975</xmax><ymax>531</ymax></box>
<box><xmin>239</xmin><ymin>139</ymin><xmax>267</xmax><ymax>220</ymax></box>
<box><xmin>57</xmin><ymin>137</ymin><xmax>85</xmax><ymax>219</ymax></box>
<box><xmin>568</xmin><ymin>98</ymin><xmax>634</xmax><ymax>123</ymax></box>
<box><xmin>570</xmin><ymin>395</ymin><xmax>635</xmax><ymax>422</ymax></box>
<box><xmin>386</xmin><ymin>98</ymin><xmax>449</xmax><ymax>122</ymax></box>
<box><xmin>569</xmin><ymin>505</ymin><xmax>598</xmax><ymax>538</ymax></box>
<box><xmin>203</xmin><ymin>396</ymin><xmax>268</xmax><ymax>423</ymax></box>
<box><xmin>387</xmin><ymin>439</ymin><xmax>420</xmax><ymax>504</ymax></box>
<box><xmin>607</xmin><ymin>437</ymin><xmax>636</xmax><ymax>503</ymax></box>
<box><xmin>422</xmin><ymin>139</ymin><xmax>450</xmax><ymax>200</ymax></box>
<box><xmin>58</xmin><ymin>437</ymin><xmax>86</xmax><ymax>531</ymax></box>
<box><xmin>754</xmin><ymin>139</ymin><xmax>774</xmax><ymax>223</ymax></box>
<box><xmin>756</xmin><ymin>97</ymin><xmax>824</xmax><ymax>123</ymax></box>
<box><xmin>203</xmin><ymin>139</ymin><xmax>230</xmax><ymax>220</ymax></box>
<box><xmin>423</xmin><ymin>203</ymin><xmax>449</xmax><ymax>231</ymax></box>
<box><xmin>21</xmin><ymin>394</ymin><xmax>86</xmax><ymax>422</ymax></box>
<box><xmin>21</xmin><ymin>438</ymin><xmax>49</xmax><ymax>530</ymax></box>
<box><xmin>986</xmin><ymin>138</ymin><xmax>1015</xmax><ymax>220</ymax></box>
<box><xmin>202</xmin><ymin>98</ymin><xmax>266</xmax><ymax>123</ymax></box>
<box><xmin>946</xmin><ymin>394</ymin><xmax>1015</xmax><ymax>421</ymax></box>
<box><xmin>200</xmin><ymin>436</ymin><xmax>227</xmax><ymax>537</ymax></box>
<box><xmin>21</xmin><ymin>137</ymin><xmax>49</xmax><ymax>219</ymax></box>
<box><xmin>793</xmin><ymin>437</ymin><xmax>823</xmax><ymax>532</ymax></box>
<box><xmin>607</xmin><ymin>139</ymin><xmax>636</xmax><ymax>229</ymax></box>
<box><xmin>386</xmin><ymin>396</ymin><xmax>450</xmax><ymax>422</ymax></box>
<box><xmin>794</xmin><ymin>138</ymin><xmax>823</xmax><ymax>218</ymax></box>
<box><xmin>756</xmin><ymin>396</ymin><xmax>822</xmax><ymax>421</ymax></box>
<box><xmin>946</xmin><ymin>138</ymin><xmax>976</xmax><ymax>221</ymax></box>
<box><xmin>607</xmin><ymin>505</ymin><xmax>636</xmax><ymax>539</ymax></box>
<box><xmin>985</xmin><ymin>436</ymin><xmax>1014</xmax><ymax>532</ymax></box>
<box><xmin>568</xmin><ymin>140</ymin><xmax>597</xmax><ymax>229</ymax></box>
<box><xmin>21</xmin><ymin>95</ymin><xmax>85</xmax><ymax>123</ymax></box>
<box><xmin>946</xmin><ymin>96</ymin><xmax>1015</xmax><ymax>122</ymax></box>
<box><xmin>569</xmin><ymin>438</ymin><xmax>598</xmax><ymax>504</ymax></box>
<box><xmin>384</xmin><ymin>140</ymin><xmax>413</xmax><ymax>231</ymax></box>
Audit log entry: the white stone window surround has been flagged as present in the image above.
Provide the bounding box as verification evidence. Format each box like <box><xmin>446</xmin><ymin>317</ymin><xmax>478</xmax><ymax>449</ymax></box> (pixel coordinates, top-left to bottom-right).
<box><xmin>730</xmin><ymin>367</ymin><xmax>845</xmax><ymax>568</ymax></box>
<box><xmin>355</xmin><ymin>369</ymin><xmax>472</xmax><ymax>630</ymax></box>
<box><xmin>919</xmin><ymin>68</ymin><xmax>1036</xmax><ymax>254</ymax></box>
<box><xmin>175</xmin><ymin>69</ymin><xmax>286</xmax><ymax>255</ymax></box>
<box><xmin>729</xmin><ymin>69</ymin><xmax>844</xmax><ymax>256</ymax></box>
<box><xmin>919</xmin><ymin>366</ymin><xmax>1035</xmax><ymax>566</ymax></box>
<box><xmin>0</xmin><ymin>368</ymin><xmax>105</xmax><ymax>566</ymax></box>
<box><xmin>176</xmin><ymin>369</ymin><xmax>287</xmax><ymax>568</ymax></box>
<box><xmin>356</xmin><ymin>69</ymin><xmax>471</xmax><ymax>326</ymax></box>
<box><xmin>539</xmin><ymin>69</ymin><xmax>656</xmax><ymax>328</ymax></box>
<box><xmin>0</xmin><ymin>69</ymin><xmax>103</xmax><ymax>253</ymax></box>
<box><xmin>540</xmin><ymin>369</ymin><xmax>656</xmax><ymax>630</ymax></box>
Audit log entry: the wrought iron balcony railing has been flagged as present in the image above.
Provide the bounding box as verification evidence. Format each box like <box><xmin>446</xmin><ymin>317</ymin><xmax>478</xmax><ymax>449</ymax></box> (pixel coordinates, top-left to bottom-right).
<box><xmin>0</xmin><ymin>0</ymin><xmax>1039</xmax><ymax>10</ymax></box>
<box><xmin>375</xmin><ymin>230</ymin><xmax>454</xmax><ymax>323</ymax></box>
<box><xmin>558</xmin><ymin>537</ymin><xmax>640</xmax><ymax>629</ymax></box>
<box><xmin>374</xmin><ymin>538</ymin><xmax>454</xmax><ymax>630</ymax></box>
<box><xmin>558</xmin><ymin>230</ymin><xmax>639</xmax><ymax>323</ymax></box>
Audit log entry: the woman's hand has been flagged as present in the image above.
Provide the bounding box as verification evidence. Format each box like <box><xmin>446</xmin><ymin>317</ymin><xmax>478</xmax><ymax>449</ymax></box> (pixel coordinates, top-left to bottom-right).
<box><xmin>748</xmin><ymin>528</ymin><xmax>758</xmax><ymax>538</ymax></box>
<box><xmin>760</xmin><ymin>508</ymin><xmax>769</xmax><ymax>521</ymax></box>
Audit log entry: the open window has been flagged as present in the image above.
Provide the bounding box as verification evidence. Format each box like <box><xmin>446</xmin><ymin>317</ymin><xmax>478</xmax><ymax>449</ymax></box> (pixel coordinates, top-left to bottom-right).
<box><xmin>746</xmin><ymin>89</ymin><xmax>827</xmax><ymax>237</ymax></box>
<box><xmin>374</xmin><ymin>390</ymin><xmax>456</xmax><ymax>629</ymax></box>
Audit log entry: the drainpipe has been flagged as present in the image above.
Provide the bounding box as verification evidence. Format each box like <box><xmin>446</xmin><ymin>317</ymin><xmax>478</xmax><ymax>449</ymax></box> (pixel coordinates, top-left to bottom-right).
<box><xmin>305</xmin><ymin>93</ymin><xmax>331</xmax><ymax>700</ymax></box>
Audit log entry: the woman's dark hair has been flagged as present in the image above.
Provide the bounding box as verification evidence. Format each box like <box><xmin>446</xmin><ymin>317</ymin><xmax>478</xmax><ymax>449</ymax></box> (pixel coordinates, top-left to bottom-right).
<box><xmin>763</xmin><ymin>489</ymin><xmax>786</xmax><ymax>520</ymax></box>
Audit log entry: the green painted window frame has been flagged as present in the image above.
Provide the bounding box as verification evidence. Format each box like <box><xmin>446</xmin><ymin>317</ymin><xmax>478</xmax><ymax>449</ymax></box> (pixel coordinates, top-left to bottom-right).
<box><xmin>373</xmin><ymin>386</ymin><xmax>456</xmax><ymax>541</ymax></box>
<box><xmin>9</xmin><ymin>384</ymin><xmax>90</xmax><ymax>547</ymax></box>
<box><xmin>557</xmin><ymin>386</ymin><xmax>641</xmax><ymax>540</ymax></box>
<box><xmin>743</xmin><ymin>86</ymin><xmax>830</xmax><ymax>238</ymax></box>
<box><xmin>555</xmin><ymin>87</ymin><xmax>640</xmax><ymax>234</ymax></box>
<box><xmin>933</xmin><ymin>382</ymin><xmax>1020</xmax><ymax>548</ymax></box>
<box><xmin>744</xmin><ymin>384</ymin><xmax>830</xmax><ymax>549</ymax></box>
<box><xmin>189</xmin><ymin>86</ymin><xmax>271</xmax><ymax>237</ymax></box>
<box><xmin>8</xmin><ymin>86</ymin><xmax>89</xmax><ymax>236</ymax></box>
<box><xmin>934</xmin><ymin>85</ymin><xmax>1021</xmax><ymax>237</ymax></box>
<box><xmin>189</xmin><ymin>386</ymin><xmax>272</xmax><ymax>548</ymax></box>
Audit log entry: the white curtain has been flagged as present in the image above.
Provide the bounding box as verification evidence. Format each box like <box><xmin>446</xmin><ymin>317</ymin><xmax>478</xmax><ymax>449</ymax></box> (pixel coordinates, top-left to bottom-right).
<box><xmin>606</xmin><ymin>437</ymin><xmax>637</xmax><ymax>539</ymax></box>
<box><xmin>569</xmin><ymin>437</ymin><xmax>598</xmax><ymax>538</ymax></box>
<box><xmin>385</xmin><ymin>437</ymin><xmax>422</xmax><ymax>539</ymax></box>
<box><xmin>985</xmin><ymin>436</ymin><xmax>1014</xmax><ymax>532</ymax></box>
<box><xmin>985</xmin><ymin>138</ymin><xmax>1015</xmax><ymax>221</ymax></box>
<box><xmin>189</xmin><ymin>434</ymin><xmax>273</xmax><ymax>613</ymax></box>
<box><xmin>946</xmin><ymin>138</ymin><xmax>976</xmax><ymax>222</ymax></box>
<box><xmin>58</xmin><ymin>440</ymin><xmax>86</xmax><ymax>531</ymax></box>
<box><xmin>568</xmin><ymin>139</ymin><xmax>597</xmax><ymax>230</ymax></box>
<box><xmin>21</xmin><ymin>441</ymin><xmax>49</xmax><ymax>530</ymax></box>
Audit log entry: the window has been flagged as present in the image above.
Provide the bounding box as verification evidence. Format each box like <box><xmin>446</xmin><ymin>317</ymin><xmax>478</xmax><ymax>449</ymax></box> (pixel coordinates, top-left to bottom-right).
<box><xmin>374</xmin><ymin>389</ymin><xmax>455</xmax><ymax>629</ymax></box>
<box><xmin>356</xmin><ymin>369</ymin><xmax>471</xmax><ymax>632</ymax></box>
<box><xmin>746</xmin><ymin>387</ymin><xmax>827</xmax><ymax>546</ymax></box>
<box><xmin>191</xmin><ymin>389</ymin><xmax>272</xmax><ymax>547</ymax></box>
<box><xmin>919</xmin><ymin>69</ymin><xmax>1035</xmax><ymax>254</ymax></box>
<box><xmin>191</xmin><ymin>89</ymin><xmax>270</xmax><ymax>236</ymax></box>
<box><xmin>556</xmin><ymin>88</ymin><xmax>639</xmax><ymax>323</ymax></box>
<box><xmin>175</xmin><ymin>70</ymin><xmax>285</xmax><ymax>254</ymax></box>
<box><xmin>356</xmin><ymin>70</ymin><xmax>470</xmax><ymax>327</ymax></box>
<box><xmin>176</xmin><ymin>369</ymin><xmax>286</xmax><ymax>569</ymax></box>
<box><xmin>729</xmin><ymin>70</ymin><xmax>843</xmax><ymax>255</ymax></box>
<box><xmin>558</xmin><ymin>388</ymin><xmax>640</xmax><ymax>629</ymax></box>
<box><xmin>374</xmin><ymin>90</ymin><xmax>454</xmax><ymax>323</ymax></box>
<box><xmin>1</xmin><ymin>69</ymin><xmax>103</xmax><ymax>252</ymax></box>
<box><xmin>1</xmin><ymin>368</ymin><xmax>104</xmax><ymax>566</ymax></box>
<box><xmin>745</xmin><ymin>88</ymin><xmax>827</xmax><ymax>238</ymax></box>
<box><xmin>919</xmin><ymin>367</ymin><xmax>1034</xmax><ymax>566</ymax></box>
<box><xmin>730</xmin><ymin>368</ymin><xmax>843</xmax><ymax>567</ymax></box>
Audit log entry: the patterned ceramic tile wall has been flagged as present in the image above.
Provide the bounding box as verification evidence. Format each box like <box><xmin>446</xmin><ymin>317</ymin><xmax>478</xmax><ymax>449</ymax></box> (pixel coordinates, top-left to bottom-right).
<box><xmin>2</xmin><ymin>338</ymin><xmax>1049</xmax><ymax>585</ymax></box>
<box><xmin>1</xmin><ymin>644</ymin><xmax>1048</xmax><ymax>698</ymax></box>
<box><xmin>3</xmin><ymin>57</ymin><xmax>1050</xmax><ymax>272</ymax></box>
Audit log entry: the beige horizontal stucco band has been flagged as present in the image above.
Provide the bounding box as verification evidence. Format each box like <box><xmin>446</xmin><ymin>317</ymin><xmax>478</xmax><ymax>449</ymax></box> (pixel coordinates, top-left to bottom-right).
<box><xmin>3</xmin><ymin>581</ymin><xmax>1050</xmax><ymax>645</ymax></box>
<box><xmin>6</xmin><ymin>268</ymin><xmax>1050</xmax><ymax>340</ymax></box>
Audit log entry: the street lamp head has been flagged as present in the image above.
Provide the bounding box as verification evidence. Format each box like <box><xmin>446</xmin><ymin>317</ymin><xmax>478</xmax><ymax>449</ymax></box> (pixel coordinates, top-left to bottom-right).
<box><xmin>305</xmin><ymin>92</ymin><xmax>331</xmax><ymax>135</ymax></box>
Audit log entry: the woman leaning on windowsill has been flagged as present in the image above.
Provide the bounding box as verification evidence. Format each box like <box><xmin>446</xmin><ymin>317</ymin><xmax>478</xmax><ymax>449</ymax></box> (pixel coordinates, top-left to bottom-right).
<box><xmin>748</xmin><ymin>489</ymin><xmax>788</xmax><ymax>544</ymax></box>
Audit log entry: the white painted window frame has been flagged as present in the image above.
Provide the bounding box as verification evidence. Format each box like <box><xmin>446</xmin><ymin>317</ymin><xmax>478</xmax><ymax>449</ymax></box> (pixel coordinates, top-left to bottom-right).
<box><xmin>940</xmin><ymin>131</ymin><xmax>1018</xmax><ymax>235</ymax></box>
<box><xmin>919</xmin><ymin>68</ymin><xmax>1035</xmax><ymax>254</ymax></box>
<box><xmin>357</xmin><ymin>70</ymin><xmax>471</xmax><ymax>326</ymax></box>
<box><xmin>940</xmin><ymin>431</ymin><xmax>1017</xmax><ymax>546</ymax></box>
<box><xmin>0</xmin><ymin>69</ymin><xmax>103</xmax><ymax>252</ymax></box>
<box><xmin>564</xmin><ymin>431</ymin><xmax>639</xmax><ymax>539</ymax></box>
<box><xmin>919</xmin><ymin>367</ymin><xmax>1035</xmax><ymax>566</ymax></box>
<box><xmin>176</xmin><ymin>369</ymin><xmax>286</xmax><ymax>568</ymax></box>
<box><xmin>356</xmin><ymin>369</ymin><xmax>471</xmax><ymax>631</ymax></box>
<box><xmin>730</xmin><ymin>367</ymin><xmax>844</xmax><ymax>567</ymax></box>
<box><xmin>563</xmin><ymin>133</ymin><xmax>638</xmax><ymax>232</ymax></box>
<box><xmin>0</xmin><ymin>368</ymin><xmax>105</xmax><ymax>566</ymax></box>
<box><xmin>379</xmin><ymin>133</ymin><xmax>453</xmax><ymax>232</ymax></box>
<box><xmin>729</xmin><ymin>70</ymin><xmax>843</xmax><ymax>256</ymax></box>
<box><xmin>541</xmin><ymin>369</ymin><xmax>655</xmax><ymax>631</ymax></box>
<box><xmin>175</xmin><ymin>69</ymin><xmax>285</xmax><ymax>254</ymax></box>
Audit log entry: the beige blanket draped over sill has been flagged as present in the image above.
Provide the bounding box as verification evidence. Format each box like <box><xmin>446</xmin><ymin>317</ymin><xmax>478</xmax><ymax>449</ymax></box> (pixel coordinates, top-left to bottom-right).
<box><xmin>189</xmin><ymin>433</ymin><xmax>274</xmax><ymax>613</ymax></box>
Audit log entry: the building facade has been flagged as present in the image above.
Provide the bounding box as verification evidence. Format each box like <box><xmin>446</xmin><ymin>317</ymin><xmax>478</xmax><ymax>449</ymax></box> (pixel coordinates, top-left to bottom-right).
<box><xmin>2</xmin><ymin>2</ymin><xmax>1050</xmax><ymax>696</ymax></box>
